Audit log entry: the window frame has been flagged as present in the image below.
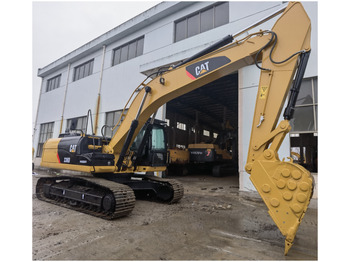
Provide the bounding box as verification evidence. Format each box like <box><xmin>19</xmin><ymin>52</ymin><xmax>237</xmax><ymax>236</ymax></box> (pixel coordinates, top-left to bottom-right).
<box><xmin>73</xmin><ymin>59</ymin><xmax>94</xmax><ymax>82</ymax></box>
<box><xmin>289</xmin><ymin>77</ymin><xmax>318</xmax><ymax>173</ymax></box>
<box><xmin>174</xmin><ymin>2</ymin><xmax>229</xmax><ymax>42</ymax></box>
<box><xmin>112</xmin><ymin>36</ymin><xmax>145</xmax><ymax>66</ymax></box>
<box><xmin>36</xmin><ymin>122</ymin><xmax>55</xmax><ymax>157</ymax></box>
<box><xmin>176</xmin><ymin>122</ymin><xmax>186</xmax><ymax>131</ymax></box>
<box><xmin>66</xmin><ymin>116</ymin><xmax>88</xmax><ymax>133</ymax></box>
<box><xmin>290</xmin><ymin>77</ymin><xmax>318</xmax><ymax>134</ymax></box>
<box><xmin>46</xmin><ymin>74</ymin><xmax>61</xmax><ymax>92</ymax></box>
<box><xmin>105</xmin><ymin>109</ymin><xmax>128</xmax><ymax>137</ymax></box>
<box><xmin>200</xmin><ymin>7</ymin><xmax>214</xmax><ymax>33</ymax></box>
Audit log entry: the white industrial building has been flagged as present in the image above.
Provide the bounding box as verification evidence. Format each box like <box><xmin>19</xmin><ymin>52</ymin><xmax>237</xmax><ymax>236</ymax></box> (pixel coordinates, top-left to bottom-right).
<box><xmin>33</xmin><ymin>1</ymin><xmax>317</xmax><ymax>195</ymax></box>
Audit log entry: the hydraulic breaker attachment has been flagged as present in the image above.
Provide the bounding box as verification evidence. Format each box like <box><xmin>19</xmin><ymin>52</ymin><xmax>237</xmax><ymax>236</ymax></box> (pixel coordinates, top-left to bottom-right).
<box><xmin>246</xmin><ymin>121</ymin><xmax>314</xmax><ymax>255</ymax></box>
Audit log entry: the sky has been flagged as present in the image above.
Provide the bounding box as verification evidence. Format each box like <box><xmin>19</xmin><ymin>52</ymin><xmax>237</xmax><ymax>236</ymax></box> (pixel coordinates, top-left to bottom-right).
<box><xmin>32</xmin><ymin>1</ymin><xmax>161</xmax><ymax>128</ymax></box>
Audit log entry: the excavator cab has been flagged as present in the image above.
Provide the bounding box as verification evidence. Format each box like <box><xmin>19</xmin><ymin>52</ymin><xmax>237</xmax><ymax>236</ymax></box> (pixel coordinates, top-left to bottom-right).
<box><xmin>130</xmin><ymin>121</ymin><xmax>167</xmax><ymax>168</ymax></box>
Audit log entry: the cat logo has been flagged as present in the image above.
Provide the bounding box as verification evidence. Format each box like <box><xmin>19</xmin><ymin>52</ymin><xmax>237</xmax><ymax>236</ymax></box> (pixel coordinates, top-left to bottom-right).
<box><xmin>186</xmin><ymin>56</ymin><xmax>231</xmax><ymax>80</ymax></box>
<box><xmin>195</xmin><ymin>61</ymin><xmax>210</xmax><ymax>76</ymax></box>
<box><xmin>69</xmin><ymin>144</ymin><xmax>77</xmax><ymax>153</ymax></box>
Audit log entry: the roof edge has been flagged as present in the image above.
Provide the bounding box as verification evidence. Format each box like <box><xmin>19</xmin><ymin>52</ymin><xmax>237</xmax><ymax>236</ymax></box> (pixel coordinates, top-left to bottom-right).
<box><xmin>38</xmin><ymin>1</ymin><xmax>195</xmax><ymax>78</ymax></box>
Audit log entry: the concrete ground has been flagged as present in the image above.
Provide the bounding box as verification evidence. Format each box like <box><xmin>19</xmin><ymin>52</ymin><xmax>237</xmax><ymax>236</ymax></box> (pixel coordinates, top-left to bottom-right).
<box><xmin>32</xmin><ymin>169</ymin><xmax>317</xmax><ymax>260</ymax></box>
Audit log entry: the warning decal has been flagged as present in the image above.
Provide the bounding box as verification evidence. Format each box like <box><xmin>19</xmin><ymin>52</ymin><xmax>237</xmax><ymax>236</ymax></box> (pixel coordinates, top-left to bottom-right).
<box><xmin>259</xmin><ymin>86</ymin><xmax>269</xmax><ymax>99</ymax></box>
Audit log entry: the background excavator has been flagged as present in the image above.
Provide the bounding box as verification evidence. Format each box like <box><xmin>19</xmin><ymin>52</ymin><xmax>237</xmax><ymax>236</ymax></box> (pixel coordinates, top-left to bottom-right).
<box><xmin>167</xmin><ymin>121</ymin><xmax>236</xmax><ymax>177</ymax></box>
<box><xmin>187</xmin><ymin>121</ymin><xmax>237</xmax><ymax>177</ymax></box>
<box><xmin>36</xmin><ymin>1</ymin><xmax>314</xmax><ymax>255</ymax></box>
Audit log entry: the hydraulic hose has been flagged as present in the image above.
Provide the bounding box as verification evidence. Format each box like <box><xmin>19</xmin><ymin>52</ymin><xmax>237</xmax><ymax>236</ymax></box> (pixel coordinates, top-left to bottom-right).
<box><xmin>255</xmin><ymin>31</ymin><xmax>307</xmax><ymax>71</ymax></box>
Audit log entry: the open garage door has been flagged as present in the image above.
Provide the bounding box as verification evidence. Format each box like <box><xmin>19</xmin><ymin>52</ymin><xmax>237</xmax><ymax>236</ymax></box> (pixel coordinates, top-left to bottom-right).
<box><xmin>165</xmin><ymin>72</ymin><xmax>238</xmax><ymax>178</ymax></box>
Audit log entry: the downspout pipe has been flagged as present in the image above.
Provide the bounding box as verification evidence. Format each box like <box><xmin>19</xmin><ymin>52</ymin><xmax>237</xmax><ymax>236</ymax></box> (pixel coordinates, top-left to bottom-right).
<box><xmin>94</xmin><ymin>45</ymin><xmax>107</xmax><ymax>135</ymax></box>
<box><xmin>59</xmin><ymin>63</ymin><xmax>71</xmax><ymax>134</ymax></box>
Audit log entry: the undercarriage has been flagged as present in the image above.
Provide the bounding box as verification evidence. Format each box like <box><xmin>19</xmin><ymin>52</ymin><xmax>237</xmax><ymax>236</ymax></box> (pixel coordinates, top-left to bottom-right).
<box><xmin>36</xmin><ymin>174</ymin><xmax>184</xmax><ymax>219</ymax></box>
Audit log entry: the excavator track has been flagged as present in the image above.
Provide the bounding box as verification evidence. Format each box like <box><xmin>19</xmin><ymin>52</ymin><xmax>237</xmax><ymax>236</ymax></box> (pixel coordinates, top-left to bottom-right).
<box><xmin>142</xmin><ymin>175</ymin><xmax>184</xmax><ymax>204</ymax></box>
<box><xmin>95</xmin><ymin>173</ymin><xmax>185</xmax><ymax>204</ymax></box>
<box><xmin>36</xmin><ymin>176</ymin><xmax>136</xmax><ymax>220</ymax></box>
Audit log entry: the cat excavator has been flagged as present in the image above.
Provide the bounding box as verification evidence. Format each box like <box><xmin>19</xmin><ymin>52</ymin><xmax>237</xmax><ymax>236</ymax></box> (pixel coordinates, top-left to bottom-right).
<box><xmin>37</xmin><ymin>2</ymin><xmax>314</xmax><ymax>255</ymax></box>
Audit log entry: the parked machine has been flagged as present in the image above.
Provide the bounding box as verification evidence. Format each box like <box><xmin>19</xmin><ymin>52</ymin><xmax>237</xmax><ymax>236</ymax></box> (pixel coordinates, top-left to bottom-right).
<box><xmin>167</xmin><ymin>122</ymin><xmax>237</xmax><ymax>177</ymax></box>
<box><xmin>187</xmin><ymin>122</ymin><xmax>237</xmax><ymax>176</ymax></box>
<box><xmin>37</xmin><ymin>2</ymin><xmax>313</xmax><ymax>255</ymax></box>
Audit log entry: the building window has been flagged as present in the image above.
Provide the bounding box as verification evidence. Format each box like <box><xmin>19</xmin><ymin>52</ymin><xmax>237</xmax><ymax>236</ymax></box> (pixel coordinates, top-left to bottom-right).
<box><xmin>105</xmin><ymin>109</ymin><xmax>128</xmax><ymax>137</ymax></box>
<box><xmin>176</xmin><ymin>122</ymin><xmax>186</xmax><ymax>131</ymax></box>
<box><xmin>290</xmin><ymin>77</ymin><xmax>318</xmax><ymax>132</ymax></box>
<box><xmin>203</xmin><ymin>130</ymin><xmax>210</xmax><ymax>136</ymax></box>
<box><xmin>112</xmin><ymin>37</ymin><xmax>144</xmax><ymax>66</ymax></box>
<box><xmin>73</xmin><ymin>59</ymin><xmax>94</xmax><ymax>81</ymax></box>
<box><xmin>176</xmin><ymin>144</ymin><xmax>186</xmax><ymax>150</ymax></box>
<box><xmin>174</xmin><ymin>2</ymin><xmax>229</xmax><ymax>42</ymax></box>
<box><xmin>66</xmin><ymin>116</ymin><xmax>87</xmax><ymax>133</ymax></box>
<box><xmin>37</xmin><ymin>122</ymin><xmax>54</xmax><ymax>157</ymax></box>
<box><xmin>46</xmin><ymin>74</ymin><xmax>61</xmax><ymax>92</ymax></box>
<box><xmin>290</xmin><ymin>77</ymin><xmax>318</xmax><ymax>173</ymax></box>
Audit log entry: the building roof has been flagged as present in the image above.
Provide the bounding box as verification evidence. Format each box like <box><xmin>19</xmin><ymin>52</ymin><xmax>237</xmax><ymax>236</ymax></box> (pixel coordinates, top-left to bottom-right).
<box><xmin>37</xmin><ymin>1</ymin><xmax>195</xmax><ymax>77</ymax></box>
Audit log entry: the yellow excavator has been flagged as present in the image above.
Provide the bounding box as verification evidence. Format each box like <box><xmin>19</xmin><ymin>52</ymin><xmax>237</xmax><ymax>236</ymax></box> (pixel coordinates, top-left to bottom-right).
<box><xmin>37</xmin><ymin>2</ymin><xmax>314</xmax><ymax>255</ymax></box>
<box><xmin>187</xmin><ymin>121</ymin><xmax>236</xmax><ymax>177</ymax></box>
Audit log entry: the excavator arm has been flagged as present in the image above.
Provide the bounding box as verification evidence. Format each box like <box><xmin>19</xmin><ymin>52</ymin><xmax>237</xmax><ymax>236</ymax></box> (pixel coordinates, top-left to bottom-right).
<box><xmin>104</xmin><ymin>2</ymin><xmax>314</xmax><ymax>254</ymax></box>
<box><xmin>244</xmin><ymin>2</ymin><xmax>313</xmax><ymax>255</ymax></box>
